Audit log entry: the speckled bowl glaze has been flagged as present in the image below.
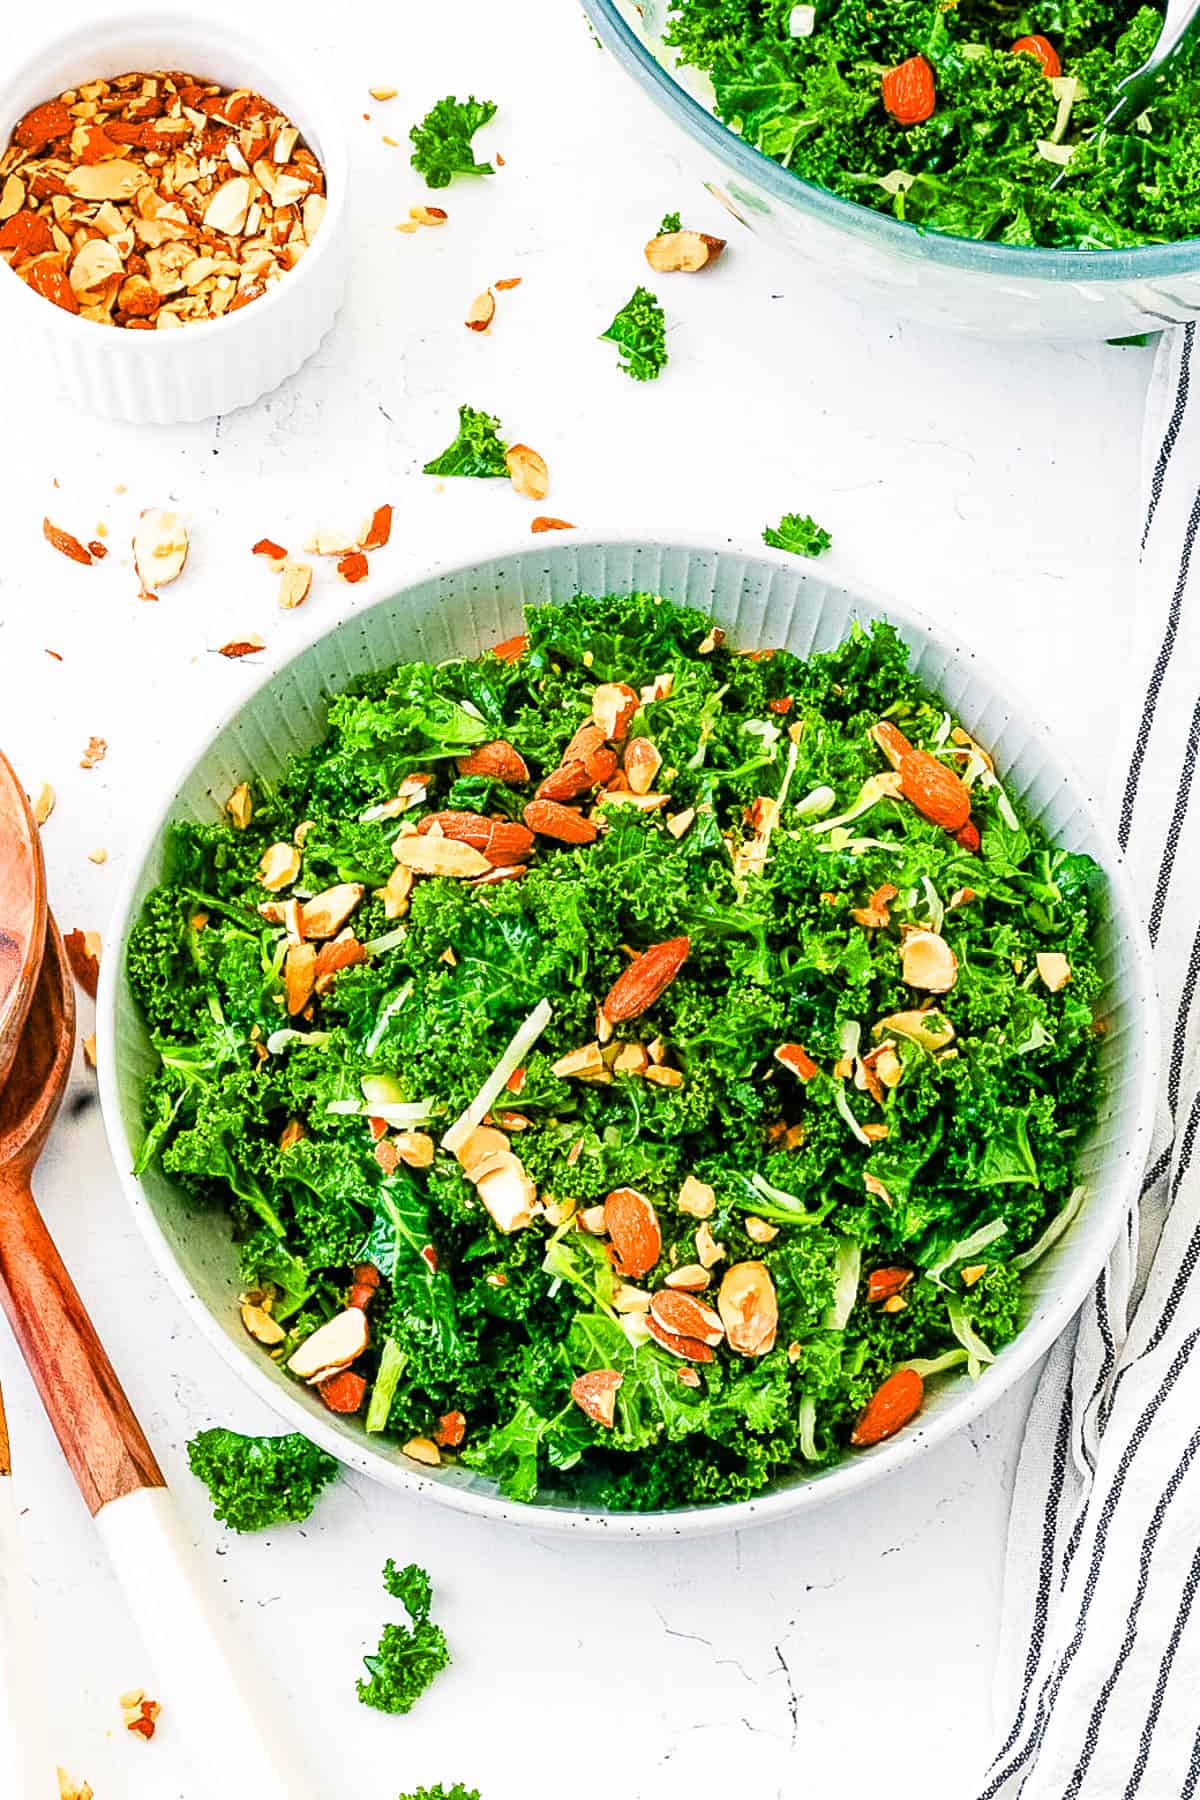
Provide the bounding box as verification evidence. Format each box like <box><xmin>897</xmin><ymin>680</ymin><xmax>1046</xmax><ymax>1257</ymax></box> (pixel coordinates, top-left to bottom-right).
<box><xmin>98</xmin><ymin>537</ymin><xmax>1158</xmax><ymax>1536</ymax></box>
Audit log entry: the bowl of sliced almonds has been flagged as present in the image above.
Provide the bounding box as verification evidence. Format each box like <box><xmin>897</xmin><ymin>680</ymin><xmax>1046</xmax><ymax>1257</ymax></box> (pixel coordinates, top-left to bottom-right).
<box><xmin>97</xmin><ymin>536</ymin><xmax>1158</xmax><ymax>1536</ymax></box>
<box><xmin>0</xmin><ymin>10</ymin><xmax>348</xmax><ymax>422</ymax></box>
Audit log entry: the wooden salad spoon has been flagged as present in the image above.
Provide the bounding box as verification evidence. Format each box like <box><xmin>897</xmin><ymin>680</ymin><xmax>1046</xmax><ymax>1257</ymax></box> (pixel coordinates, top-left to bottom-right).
<box><xmin>0</xmin><ymin>918</ymin><xmax>313</xmax><ymax>1800</ymax></box>
<box><xmin>0</xmin><ymin>1381</ymin><xmax>56</xmax><ymax>1799</ymax></box>
<box><xmin>0</xmin><ymin>750</ymin><xmax>46</xmax><ymax>1095</ymax></box>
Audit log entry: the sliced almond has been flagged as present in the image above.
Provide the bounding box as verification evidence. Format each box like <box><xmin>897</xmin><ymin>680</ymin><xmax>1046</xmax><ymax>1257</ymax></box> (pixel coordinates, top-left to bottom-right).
<box><xmin>258</xmin><ymin>841</ymin><xmax>301</xmax><ymax>892</ymax></box>
<box><xmin>624</xmin><ymin>738</ymin><xmax>662</xmax><ymax>795</ymax></box>
<box><xmin>286</xmin><ymin>1305</ymin><xmax>368</xmax><ymax>1381</ymax></box>
<box><xmin>69</xmin><ymin>237</ymin><xmax>124</xmax><ymax>296</ymax></box>
<box><xmin>392</xmin><ymin>835</ymin><xmax>491</xmax><ymax>879</ymax></box>
<box><xmin>678</xmin><ymin>1174</ymin><xmax>716</xmax><ymax>1219</ymax></box>
<box><xmin>696</xmin><ymin>1220</ymin><xmax>725</xmax><ymax>1269</ymax></box>
<box><xmin>32</xmin><ymin>782</ymin><xmax>55</xmax><ymax>826</ymax></box>
<box><xmin>1036</xmin><ymin>952</ymin><xmax>1072</xmax><ymax>992</ymax></box>
<box><xmin>717</xmin><ymin>1261</ymin><xmax>778</xmax><ymax>1357</ymax></box>
<box><xmin>744</xmin><ymin>1215</ymin><xmax>779</xmax><ymax>1245</ymax></box>
<box><xmin>613</xmin><ymin>1283</ymin><xmax>652</xmax><ymax>1314</ymax></box>
<box><xmin>900</xmin><ymin>930</ymin><xmax>958</xmax><ymax>994</ymax></box>
<box><xmin>64</xmin><ymin>160</ymin><xmax>143</xmax><ymax>201</ymax></box>
<box><xmin>132</xmin><ymin>508</ymin><xmax>188</xmax><ymax>591</ymax></box>
<box><xmin>402</xmin><ymin>1436</ymin><xmax>442</xmax><ymax>1466</ymax></box>
<box><xmin>299</xmin><ymin>882</ymin><xmax>364</xmax><ymax>938</ymax></box>
<box><xmin>552</xmin><ymin>1043</ymin><xmax>608</xmax><ymax>1080</ymax></box>
<box><xmin>379</xmin><ymin>862</ymin><xmax>414</xmax><ymax>920</ymax></box>
<box><xmin>226</xmin><ymin>781</ymin><xmax>253</xmax><ymax>830</ymax></box>
<box><xmin>457</xmin><ymin>1125</ymin><xmax>511</xmax><ymax>1178</ymax></box>
<box><xmin>666</xmin><ymin>808</ymin><xmax>695</xmax><ymax>838</ymax></box>
<box><xmin>202</xmin><ymin>175</ymin><xmax>251</xmax><ymax>235</ymax></box>
<box><xmin>644</xmin><ymin>229</ymin><xmax>725</xmax><ymax>272</ymax></box>
<box><xmin>475</xmin><ymin>1153</ymin><xmax>538</xmax><ymax>1232</ymax></box>
<box><xmin>465</xmin><ymin>289</ymin><xmax>495</xmax><ymax>331</ymax></box>
<box><xmin>663</xmin><ymin>1264</ymin><xmax>710</xmax><ymax>1291</ymax></box>
<box><xmin>591</xmin><ymin>683</ymin><xmax>639</xmax><ymax>741</ymax></box>
<box><xmin>577</xmin><ymin>1204</ymin><xmax>609</xmax><ymax>1235</ymax></box>
<box><xmin>613</xmin><ymin>1042</ymin><xmax>650</xmax><ymax>1075</ymax></box>
<box><xmin>506</xmin><ymin>444</ymin><xmax>549</xmax><ymax>501</ymax></box>
<box><xmin>284</xmin><ymin>941</ymin><xmax>316</xmax><ymax>1015</ymax></box>
<box><xmin>393</xmin><ymin>1131</ymin><xmax>435</xmax><ymax>1169</ymax></box>
<box><xmin>876</xmin><ymin>1009</ymin><xmax>955</xmax><ymax>1053</ymax></box>
<box><xmin>277</xmin><ymin>561</ymin><xmax>312</xmax><ymax>609</ymax></box>
<box><xmin>241</xmin><ymin>1301</ymin><xmax>286</xmax><ymax>1347</ymax></box>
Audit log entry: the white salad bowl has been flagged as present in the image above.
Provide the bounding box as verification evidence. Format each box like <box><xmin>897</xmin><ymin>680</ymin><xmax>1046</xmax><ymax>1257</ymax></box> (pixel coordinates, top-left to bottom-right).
<box><xmin>0</xmin><ymin>11</ymin><xmax>349</xmax><ymax>422</ymax></box>
<box><xmin>98</xmin><ymin>536</ymin><xmax>1158</xmax><ymax>1537</ymax></box>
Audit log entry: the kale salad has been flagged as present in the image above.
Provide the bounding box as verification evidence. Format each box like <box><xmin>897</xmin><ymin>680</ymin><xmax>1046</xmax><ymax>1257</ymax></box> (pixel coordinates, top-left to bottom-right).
<box><xmin>129</xmin><ymin>592</ymin><xmax>1104</xmax><ymax>1510</ymax></box>
<box><xmin>662</xmin><ymin>0</ymin><xmax>1200</xmax><ymax>249</ymax></box>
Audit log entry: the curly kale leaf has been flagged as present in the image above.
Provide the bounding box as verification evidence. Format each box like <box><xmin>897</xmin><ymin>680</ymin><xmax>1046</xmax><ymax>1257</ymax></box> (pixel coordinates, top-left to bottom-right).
<box><xmin>657</xmin><ymin>209</ymin><xmax>682</xmax><ymax>233</ymax></box>
<box><xmin>409</xmin><ymin>96</ymin><xmax>497</xmax><ymax>189</ymax></box>
<box><xmin>399</xmin><ymin>1789</ymin><xmax>480</xmax><ymax>1800</ymax></box>
<box><xmin>600</xmin><ymin>286</ymin><xmax>668</xmax><ymax>380</ymax></box>
<box><xmin>422</xmin><ymin>404</ymin><xmax>509</xmax><ymax>478</ymax></box>
<box><xmin>358</xmin><ymin>1562</ymin><xmax>450</xmax><ymax>1715</ymax></box>
<box><xmin>763</xmin><ymin>512</ymin><xmax>832</xmax><ymax>558</ymax></box>
<box><xmin>186</xmin><ymin>1429</ymin><xmax>339</xmax><ymax>1532</ymax></box>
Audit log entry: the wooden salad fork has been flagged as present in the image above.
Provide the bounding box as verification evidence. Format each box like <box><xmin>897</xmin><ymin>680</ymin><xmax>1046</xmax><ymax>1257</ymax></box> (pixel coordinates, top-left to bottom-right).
<box><xmin>0</xmin><ymin>911</ymin><xmax>313</xmax><ymax>1797</ymax></box>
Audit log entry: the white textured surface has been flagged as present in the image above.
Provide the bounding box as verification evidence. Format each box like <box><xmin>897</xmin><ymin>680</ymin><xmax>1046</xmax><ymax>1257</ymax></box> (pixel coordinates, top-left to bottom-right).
<box><xmin>0</xmin><ymin>0</ymin><xmax>1157</xmax><ymax>1795</ymax></box>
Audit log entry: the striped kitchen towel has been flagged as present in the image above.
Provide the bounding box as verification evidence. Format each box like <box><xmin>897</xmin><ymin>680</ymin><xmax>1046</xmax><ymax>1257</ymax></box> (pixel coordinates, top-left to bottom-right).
<box><xmin>976</xmin><ymin>324</ymin><xmax>1200</xmax><ymax>1799</ymax></box>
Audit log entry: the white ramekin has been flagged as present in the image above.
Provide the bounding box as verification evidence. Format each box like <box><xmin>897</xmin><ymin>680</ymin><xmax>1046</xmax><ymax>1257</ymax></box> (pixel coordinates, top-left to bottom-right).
<box><xmin>0</xmin><ymin>12</ymin><xmax>349</xmax><ymax>423</ymax></box>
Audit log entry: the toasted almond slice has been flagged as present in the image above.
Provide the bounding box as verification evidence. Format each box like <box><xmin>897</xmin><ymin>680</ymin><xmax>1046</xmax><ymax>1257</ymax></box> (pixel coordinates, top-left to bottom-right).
<box><xmin>1036</xmin><ymin>952</ymin><xmax>1072</xmax><ymax>992</ymax></box>
<box><xmin>577</xmin><ymin>1204</ymin><xmax>609</xmax><ymax>1236</ymax></box>
<box><xmin>202</xmin><ymin>175</ymin><xmax>251</xmax><ymax>234</ymax></box>
<box><xmin>475</xmin><ymin>1153</ymin><xmax>538</xmax><ymax>1232</ymax></box>
<box><xmin>369</xmin><ymin>85</ymin><xmax>399</xmax><ymax>100</ymax></box>
<box><xmin>613</xmin><ymin>1283</ymin><xmax>652</xmax><ymax>1314</ymax></box>
<box><xmin>457</xmin><ymin>1125</ymin><xmax>511</xmax><ymax>1177</ymax></box>
<box><xmin>64</xmin><ymin>160</ymin><xmax>143</xmax><ymax>201</ymax></box>
<box><xmin>241</xmin><ymin>1301</ymin><xmax>286</xmax><ymax>1347</ymax></box>
<box><xmin>33</xmin><ymin>782</ymin><xmax>55</xmax><ymax>826</ymax></box>
<box><xmin>876</xmin><ymin>1009</ymin><xmax>955</xmax><ymax>1052</ymax></box>
<box><xmin>379</xmin><ymin>862</ymin><xmax>414</xmax><ymax>920</ymax></box>
<box><xmin>132</xmin><ymin>508</ymin><xmax>188</xmax><ymax>591</ymax></box>
<box><xmin>717</xmin><ymin>1261</ymin><xmax>778</xmax><ymax>1357</ymax></box>
<box><xmin>900</xmin><ymin>929</ymin><xmax>958</xmax><ymax>994</ymax></box>
<box><xmin>258</xmin><ymin>841</ymin><xmax>301</xmax><ymax>891</ymax></box>
<box><xmin>666</xmin><ymin>808</ymin><xmax>695</xmax><ymax>838</ymax></box>
<box><xmin>298</xmin><ymin>882</ymin><xmax>363</xmax><ymax>939</ymax></box>
<box><xmin>392</xmin><ymin>835</ymin><xmax>491</xmax><ymax>879</ymax></box>
<box><xmin>69</xmin><ymin>237</ymin><xmax>124</xmax><ymax>296</ymax></box>
<box><xmin>678</xmin><ymin>1174</ymin><xmax>715</xmax><ymax>1218</ymax></box>
<box><xmin>465</xmin><ymin>289</ymin><xmax>495</xmax><ymax>331</ymax></box>
<box><xmin>624</xmin><ymin>737</ymin><xmax>662</xmax><ymax>795</ymax></box>
<box><xmin>226</xmin><ymin>782</ymin><xmax>253</xmax><ymax>829</ymax></box>
<box><xmin>552</xmin><ymin>1043</ymin><xmax>608</xmax><ymax>1080</ymax></box>
<box><xmin>284</xmin><ymin>941</ymin><xmax>316</xmax><ymax>1015</ymax></box>
<box><xmin>286</xmin><ymin>1306</ymin><xmax>368</xmax><ymax>1381</ymax></box>
<box><xmin>664</xmin><ymin>1264</ymin><xmax>710</xmax><ymax>1291</ymax></box>
<box><xmin>402</xmin><ymin>1436</ymin><xmax>442</xmax><ymax>1466</ymax></box>
<box><xmin>744</xmin><ymin>1215</ymin><xmax>779</xmax><ymax>1245</ymax></box>
<box><xmin>277</xmin><ymin>561</ymin><xmax>312</xmax><ymax>609</ymax></box>
<box><xmin>591</xmin><ymin>682</ymin><xmax>639</xmax><ymax>742</ymax></box>
<box><xmin>644</xmin><ymin>229</ymin><xmax>725</xmax><ymax>272</ymax></box>
<box><xmin>695</xmin><ymin>1220</ymin><xmax>725</xmax><ymax>1269</ymax></box>
<box><xmin>393</xmin><ymin>1131</ymin><xmax>435</xmax><ymax>1168</ymax></box>
<box><xmin>506</xmin><ymin>443</ymin><xmax>549</xmax><ymax>501</ymax></box>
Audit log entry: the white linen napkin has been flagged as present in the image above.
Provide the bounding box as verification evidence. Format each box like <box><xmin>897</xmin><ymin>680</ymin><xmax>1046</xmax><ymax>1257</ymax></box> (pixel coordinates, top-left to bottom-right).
<box><xmin>976</xmin><ymin>323</ymin><xmax>1200</xmax><ymax>1799</ymax></box>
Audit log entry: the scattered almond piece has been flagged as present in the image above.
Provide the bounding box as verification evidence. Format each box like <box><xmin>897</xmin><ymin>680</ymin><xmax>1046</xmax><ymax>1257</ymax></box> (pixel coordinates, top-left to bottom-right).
<box><xmin>900</xmin><ymin>929</ymin><xmax>958</xmax><ymax>994</ymax></box>
<box><xmin>304</xmin><ymin>528</ymin><xmax>354</xmax><ymax>556</ymax></box>
<box><xmin>226</xmin><ymin>782</ymin><xmax>253</xmax><ymax>830</ymax></box>
<box><xmin>58</xmin><ymin>1769</ymin><xmax>94</xmax><ymax>1800</ymax></box>
<box><xmin>403</xmin><ymin>1436</ymin><xmax>442</xmax><ymax>1466</ymax></box>
<box><xmin>506</xmin><ymin>443</ymin><xmax>549</xmax><ymax>500</ymax></box>
<box><xmin>465</xmin><ymin>289</ymin><xmax>495</xmax><ymax>332</ymax></box>
<box><xmin>43</xmin><ymin>518</ymin><xmax>92</xmax><ymax>564</ymax></box>
<box><xmin>1036</xmin><ymin>952</ymin><xmax>1072</xmax><ymax>992</ymax></box>
<box><xmin>82</xmin><ymin>1033</ymin><xmax>97</xmax><ymax>1068</ymax></box>
<box><xmin>132</xmin><ymin>509</ymin><xmax>188</xmax><ymax>593</ymax></box>
<box><xmin>252</xmin><ymin>537</ymin><xmax>287</xmax><ymax>559</ymax></box>
<box><xmin>644</xmin><ymin>228</ymin><xmax>726</xmax><ymax>272</ymax></box>
<box><xmin>369</xmin><ymin>85</ymin><xmax>398</xmax><ymax>100</ymax></box>
<box><xmin>64</xmin><ymin>929</ymin><xmax>101</xmax><ymax>998</ymax></box>
<box><xmin>219</xmin><ymin>635</ymin><xmax>265</xmax><ymax>658</ymax></box>
<box><xmin>337</xmin><ymin>551</ymin><xmax>368</xmax><ymax>584</ymax></box>
<box><xmin>87</xmin><ymin>847</ymin><xmax>108</xmax><ymax>865</ymax></box>
<box><xmin>410</xmin><ymin>204</ymin><xmax>447</xmax><ymax>227</ymax></box>
<box><xmin>277</xmin><ymin>561</ymin><xmax>313</xmax><ymax>608</ymax></box>
<box><xmin>32</xmin><ymin>782</ymin><xmax>55</xmax><ymax>825</ymax></box>
<box><xmin>79</xmin><ymin>736</ymin><xmax>107</xmax><ymax>769</ymax></box>
<box><xmin>495</xmin><ymin>275</ymin><xmax>522</xmax><ymax>290</ymax></box>
<box><xmin>531</xmin><ymin>516</ymin><xmax>574</xmax><ymax>533</ymax></box>
<box><xmin>359</xmin><ymin>504</ymin><xmax>393</xmax><ymax>550</ymax></box>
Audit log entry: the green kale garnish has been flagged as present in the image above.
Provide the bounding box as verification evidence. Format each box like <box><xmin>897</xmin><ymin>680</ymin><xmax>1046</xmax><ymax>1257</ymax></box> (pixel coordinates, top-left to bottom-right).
<box><xmin>657</xmin><ymin>210</ymin><xmax>682</xmax><ymax>234</ymax></box>
<box><xmin>422</xmin><ymin>404</ymin><xmax>509</xmax><ymax>478</ymax></box>
<box><xmin>358</xmin><ymin>1561</ymin><xmax>450</xmax><ymax>1715</ymax></box>
<box><xmin>409</xmin><ymin>96</ymin><xmax>497</xmax><ymax>189</ymax></box>
<box><xmin>600</xmin><ymin>286</ymin><xmax>668</xmax><ymax>380</ymax></box>
<box><xmin>399</xmin><ymin>1788</ymin><xmax>480</xmax><ymax>1800</ymax></box>
<box><xmin>186</xmin><ymin>1429</ymin><xmax>339</xmax><ymax>1532</ymax></box>
<box><xmin>763</xmin><ymin>513</ymin><xmax>832</xmax><ymax>558</ymax></box>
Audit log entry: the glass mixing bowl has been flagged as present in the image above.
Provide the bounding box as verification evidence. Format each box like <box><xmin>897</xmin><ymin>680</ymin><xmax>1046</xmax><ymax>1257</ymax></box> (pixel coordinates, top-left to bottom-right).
<box><xmin>582</xmin><ymin>0</ymin><xmax>1200</xmax><ymax>339</ymax></box>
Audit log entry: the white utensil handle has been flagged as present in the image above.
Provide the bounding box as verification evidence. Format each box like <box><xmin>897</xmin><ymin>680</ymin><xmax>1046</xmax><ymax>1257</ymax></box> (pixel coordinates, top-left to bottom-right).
<box><xmin>0</xmin><ymin>1477</ymin><xmax>57</xmax><ymax>1800</ymax></box>
<box><xmin>95</xmin><ymin>1487</ymin><xmax>315</xmax><ymax>1800</ymax></box>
